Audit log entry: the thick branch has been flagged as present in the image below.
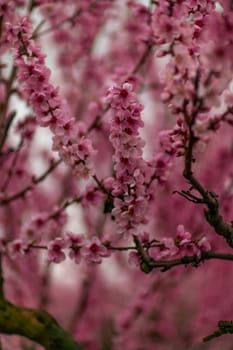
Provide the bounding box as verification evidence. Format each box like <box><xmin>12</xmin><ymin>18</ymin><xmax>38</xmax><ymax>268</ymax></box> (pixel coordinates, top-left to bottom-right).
<box><xmin>0</xmin><ymin>298</ymin><xmax>82</xmax><ymax>350</ymax></box>
<box><xmin>141</xmin><ymin>252</ymin><xmax>233</xmax><ymax>272</ymax></box>
<box><xmin>183</xmin><ymin>106</ymin><xmax>233</xmax><ymax>247</ymax></box>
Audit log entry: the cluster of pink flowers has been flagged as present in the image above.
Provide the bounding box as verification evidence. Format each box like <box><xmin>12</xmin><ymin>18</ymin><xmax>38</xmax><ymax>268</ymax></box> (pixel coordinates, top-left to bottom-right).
<box><xmin>155</xmin><ymin>0</ymin><xmax>233</xmax><ymax>119</ymax></box>
<box><xmin>48</xmin><ymin>234</ymin><xmax>110</xmax><ymax>264</ymax></box>
<box><xmin>7</xmin><ymin>16</ymin><xmax>96</xmax><ymax>178</ymax></box>
<box><xmin>2</xmin><ymin>233</ymin><xmax>110</xmax><ymax>265</ymax></box>
<box><xmin>107</xmin><ymin>82</ymin><xmax>149</xmax><ymax>237</ymax></box>
<box><xmin>129</xmin><ymin>225</ymin><xmax>211</xmax><ymax>266</ymax></box>
<box><xmin>152</xmin><ymin>224</ymin><xmax>211</xmax><ymax>260</ymax></box>
<box><xmin>159</xmin><ymin>117</ymin><xmax>188</xmax><ymax>159</ymax></box>
<box><xmin>0</xmin><ymin>1</ymin><xmax>25</xmax><ymax>54</ymax></box>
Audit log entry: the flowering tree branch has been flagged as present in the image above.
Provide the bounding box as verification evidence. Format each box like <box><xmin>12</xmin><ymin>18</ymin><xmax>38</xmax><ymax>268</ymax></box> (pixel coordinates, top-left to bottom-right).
<box><xmin>1</xmin><ymin>0</ymin><xmax>233</xmax><ymax>348</ymax></box>
<box><xmin>183</xmin><ymin>129</ymin><xmax>233</xmax><ymax>247</ymax></box>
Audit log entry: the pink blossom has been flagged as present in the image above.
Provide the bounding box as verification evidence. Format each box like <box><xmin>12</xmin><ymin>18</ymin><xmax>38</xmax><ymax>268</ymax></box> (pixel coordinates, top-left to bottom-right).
<box><xmin>81</xmin><ymin>185</ymin><xmax>104</xmax><ymax>207</ymax></box>
<box><xmin>128</xmin><ymin>251</ymin><xmax>140</xmax><ymax>267</ymax></box>
<box><xmin>106</xmin><ymin>83</ymin><xmax>134</xmax><ymax>109</ymax></box>
<box><xmin>47</xmin><ymin>238</ymin><xmax>67</xmax><ymax>263</ymax></box>
<box><xmin>181</xmin><ymin>242</ymin><xmax>199</xmax><ymax>257</ymax></box>
<box><xmin>8</xmin><ymin>239</ymin><xmax>28</xmax><ymax>259</ymax></box>
<box><xmin>66</xmin><ymin>232</ymin><xmax>85</xmax><ymax>264</ymax></box>
<box><xmin>150</xmin><ymin>238</ymin><xmax>179</xmax><ymax>260</ymax></box>
<box><xmin>197</xmin><ymin>236</ymin><xmax>211</xmax><ymax>253</ymax></box>
<box><xmin>175</xmin><ymin>225</ymin><xmax>192</xmax><ymax>246</ymax></box>
<box><xmin>76</xmin><ymin>137</ymin><xmax>96</xmax><ymax>161</ymax></box>
<box><xmin>81</xmin><ymin>237</ymin><xmax>109</xmax><ymax>264</ymax></box>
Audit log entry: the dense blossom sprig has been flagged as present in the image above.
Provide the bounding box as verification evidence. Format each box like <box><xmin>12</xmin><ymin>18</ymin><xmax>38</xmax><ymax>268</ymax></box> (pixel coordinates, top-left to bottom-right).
<box><xmin>7</xmin><ymin>16</ymin><xmax>96</xmax><ymax>178</ymax></box>
<box><xmin>159</xmin><ymin>117</ymin><xmax>188</xmax><ymax>157</ymax></box>
<box><xmin>129</xmin><ymin>225</ymin><xmax>211</xmax><ymax>268</ymax></box>
<box><xmin>107</xmin><ymin>82</ymin><xmax>150</xmax><ymax>237</ymax></box>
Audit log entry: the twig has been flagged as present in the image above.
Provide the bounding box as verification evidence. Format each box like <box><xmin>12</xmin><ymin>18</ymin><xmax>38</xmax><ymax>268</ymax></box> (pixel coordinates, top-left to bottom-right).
<box><xmin>0</xmin><ymin>110</ymin><xmax>16</xmax><ymax>151</ymax></box>
<box><xmin>173</xmin><ymin>190</ymin><xmax>204</xmax><ymax>203</ymax></box>
<box><xmin>0</xmin><ymin>159</ymin><xmax>62</xmax><ymax>206</ymax></box>
<box><xmin>0</xmin><ymin>254</ymin><xmax>4</xmax><ymax>299</ymax></box>
<box><xmin>32</xmin><ymin>9</ymin><xmax>82</xmax><ymax>39</ymax></box>
<box><xmin>1</xmin><ymin>138</ymin><xmax>23</xmax><ymax>192</ymax></box>
<box><xmin>203</xmin><ymin>320</ymin><xmax>233</xmax><ymax>343</ymax></box>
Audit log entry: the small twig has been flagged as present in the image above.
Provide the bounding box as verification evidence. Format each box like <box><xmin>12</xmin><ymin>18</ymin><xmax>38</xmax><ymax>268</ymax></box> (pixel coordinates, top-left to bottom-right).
<box><xmin>1</xmin><ymin>138</ymin><xmax>24</xmax><ymax>192</ymax></box>
<box><xmin>0</xmin><ymin>110</ymin><xmax>17</xmax><ymax>151</ymax></box>
<box><xmin>173</xmin><ymin>190</ymin><xmax>204</xmax><ymax>203</ymax></box>
<box><xmin>68</xmin><ymin>275</ymin><xmax>93</xmax><ymax>335</ymax></box>
<box><xmin>47</xmin><ymin>196</ymin><xmax>81</xmax><ymax>221</ymax></box>
<box><xmin>131</xmin><ymin>42</ymin><xmax>153</xmax><ymax>75</ymax></box>
<box><xmin>145</xmin><ymin>172</ymin><xmax>158</xmax><ymax>189</ymax></box>
<box><xmin>92</xmin><ymin>175</ymin><xmax>109</xmax><ymax>195</ymax></box>
<box><xmin>203</xmin><ymin>320</ymin><xmax>233</xmax><ymax>343</ymax></box>
<box><xmin>0</xmin><ymin>159</ymin><xmax>62</xmax><ymax>206</ymax></box>
<box><xmin>31</xmin><ymin>19</ymin><xmax>46</xmax><ymax>38</ymax></box>
<box><xmin>32</xmin><ymin>9</ymin><xmax>82</xmax><ymax>39</ymax></box>
<box><xmin>106</xmin><ymin>244</ymin><xmax>136</xmax><ymax>251</ymax></box>
<box><xmin>0</xmin><ymin>254</ymin><xmax>4</xmax><ymax>299</ymax></box>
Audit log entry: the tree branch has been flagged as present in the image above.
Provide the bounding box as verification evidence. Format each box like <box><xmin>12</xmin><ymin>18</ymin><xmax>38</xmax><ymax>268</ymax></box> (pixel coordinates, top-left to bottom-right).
<box><xmin>140</xmin><ymin>251</ymin><xmax>233</xmax><ymax>272</ymax></box>
<box><xmin>0</xmin><ymin>298</ymin><xmax>82</xmax><ymax>350</ymax></box>
<box><xmin>182</xmin><ymin>91</ymin><xmax>233</xmax><ymax>247</ymax></box>
<box><xmin>0</xmin><ymin>159</ymin><xmax>62</xmax><ymax>206</ymax></box>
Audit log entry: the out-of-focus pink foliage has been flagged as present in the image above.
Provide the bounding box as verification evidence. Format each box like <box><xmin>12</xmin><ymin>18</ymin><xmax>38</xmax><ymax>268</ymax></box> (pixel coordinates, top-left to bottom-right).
<box><xmin>1</xmin><ymin>0</ymin><xmax>233</xmax><ymax>349</ymax></box>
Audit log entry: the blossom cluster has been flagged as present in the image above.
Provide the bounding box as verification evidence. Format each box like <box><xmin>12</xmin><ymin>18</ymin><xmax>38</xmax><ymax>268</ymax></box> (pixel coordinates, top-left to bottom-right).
<box><xmin>107</xmin><ymin>82</ymin><xmax>149</xmax><ymax>237</ymax></box>
<box><xmin>7</xmin><ymin>16</ymin><xmax>96</xmax><ymax>178</ymax></box>
<box><xmin>47</xmin><ymin>234</ymin><xmax>110</xmax><ymax>264</ymax></box>
<box><xmin>159</xmin><ymin>117</ymin><xmax>188</xmax><ymax>157</ymax></box>
<box><xmin>155</xmin><ymin>0</ymin><xmax>233</xmax><ymax>122</ymax></box>
<box><xmin>2</xmin><ymin>233</ymin><xmax>110</xmax><ymax>265</ymax></box>
<box><xmin>129</xmin><ymin>225</ymin><xmax>211</xmax><ymax>266</ymax></box>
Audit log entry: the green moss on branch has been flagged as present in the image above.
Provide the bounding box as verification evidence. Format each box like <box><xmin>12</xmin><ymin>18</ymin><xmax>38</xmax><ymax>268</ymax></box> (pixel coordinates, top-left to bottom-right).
<box><xmin>0</xmin><ymin>298</ymin><xmax>82</xmax><ymax>350</ymax></box>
